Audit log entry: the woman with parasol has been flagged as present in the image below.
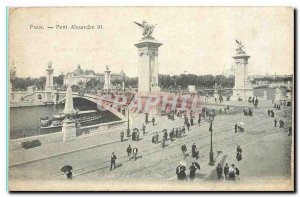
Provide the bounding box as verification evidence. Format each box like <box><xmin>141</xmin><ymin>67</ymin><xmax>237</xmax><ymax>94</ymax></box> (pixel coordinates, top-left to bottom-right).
<box><xmin>61</xmin><ymin>165</ymin><xmax>73</xmax><ymax>179</ymax></box>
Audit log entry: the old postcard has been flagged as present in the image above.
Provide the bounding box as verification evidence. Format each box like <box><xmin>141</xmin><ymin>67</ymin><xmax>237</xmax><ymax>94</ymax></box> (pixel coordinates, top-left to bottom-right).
<box><xmin>8</xmin><ymin>7</ymin><xmax>294</xmax><ymax>191</ymax></box>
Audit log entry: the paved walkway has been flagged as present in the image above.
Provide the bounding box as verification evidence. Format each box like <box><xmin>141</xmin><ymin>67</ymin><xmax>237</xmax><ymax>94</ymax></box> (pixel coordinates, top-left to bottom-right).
<box><xmin>9</xmin><ymin>103</ymin><xmax>292</xmax><ymax>185</ymax></box>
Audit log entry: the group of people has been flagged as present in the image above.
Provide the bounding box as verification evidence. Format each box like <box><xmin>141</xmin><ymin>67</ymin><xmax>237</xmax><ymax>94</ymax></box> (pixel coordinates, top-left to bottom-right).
<box><xmin>219</xmin><ymin>105</ymin><xmax>230</xmax><ymax>114</ymax></box>
<box><xmin>248</xmin><ymin>96</ymin><xmax>259</xmax><ymax>108</ymax></box>
<box><xmin>180</xmin><ymin>143</ymin><xmax>199</xmax><ymax>159</ymax></box>
<box><xmin>274</xmin><ymin>118</ymin><xmax>285</xmax><ymax>128</ymax></box>
<box><xmin>176</xmin><ymin>162</ymin><xmax>200</xmax><ymax>180</ymax></box>
<box><xmin>169</xmin><ymin>127</ymin><xmax>186</xmax><ymax>141</ymax></box>
<box><xmin>126</xmin><ymin>145</ymin><xmax>139</xmax><ymax>161</ymax></box>
<box><xmin>215</xmin><ymin>95</ymin><xmax>224</xmax><ymax>104</ymax></box>
<box><xmin>216</xmin><ymin>163</ymin><xmax>240</xmax><ymax>181</ymax></box>
<box><xmin>267</xmin><ymin>109</ymin><xmax>275</xmax><ymax>118</ymax></box>
<box><xmin>243</xmin><ymin>107</ymin><xmax>253</xmax><ymax>116</ymax></box>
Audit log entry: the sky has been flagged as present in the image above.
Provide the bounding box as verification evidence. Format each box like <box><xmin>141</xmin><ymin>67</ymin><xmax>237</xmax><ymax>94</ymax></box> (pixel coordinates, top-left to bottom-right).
<box><xmin>9</xmin><ymin>7</ymin><xmax>294</xmax><ymax>78</ymax></box>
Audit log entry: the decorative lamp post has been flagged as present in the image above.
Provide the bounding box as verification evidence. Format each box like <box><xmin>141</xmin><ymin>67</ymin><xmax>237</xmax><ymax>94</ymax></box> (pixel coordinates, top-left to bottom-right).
<box><xmin>127</xmin><ymin>105</ymin><xmax>131</xmax><ymax>137</ymax></box>
<box><xmin>208</xmin><ymin>109</ymin><xmax>215</xmax><ymax>166</ymax></box>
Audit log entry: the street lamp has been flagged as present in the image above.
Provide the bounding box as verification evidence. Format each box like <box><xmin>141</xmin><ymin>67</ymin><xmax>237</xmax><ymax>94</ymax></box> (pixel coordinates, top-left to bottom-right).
<box><xmin>127</xmin><ymin>105</ymin><xmax>131</xmax><ymax>137</ymax></box>
<box><xmin>208</xmin><ymin>109</ymin><xmax>215</xmax><ymax>166</ymax></box>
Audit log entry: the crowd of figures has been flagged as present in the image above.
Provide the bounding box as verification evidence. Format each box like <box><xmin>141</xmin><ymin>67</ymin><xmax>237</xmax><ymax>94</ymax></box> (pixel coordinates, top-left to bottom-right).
<box><xmin>62</xmin><ymin>93</ymin><xmax>292</xmax><ymax>181</ymax></box>
<box><xmin>248</xmin><ymin>96</ymin><xmax>259</xmax><ymax>108</ymax></box>
<box><xmin>268</xmin><ymin>105</ymin><xmax>292</xmax><ymax>136</ymax></box>
<box><xmin>216</xmin><ymin>163</ymin><xmax>240</xmax><ymax>181</ymax></box>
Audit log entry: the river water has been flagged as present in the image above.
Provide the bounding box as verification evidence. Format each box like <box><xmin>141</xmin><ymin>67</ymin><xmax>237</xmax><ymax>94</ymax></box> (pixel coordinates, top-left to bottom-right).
<box><xmin>9</xmin><ymin>98</ymin><xmax>121</xmax><ymax>139</ymax></box>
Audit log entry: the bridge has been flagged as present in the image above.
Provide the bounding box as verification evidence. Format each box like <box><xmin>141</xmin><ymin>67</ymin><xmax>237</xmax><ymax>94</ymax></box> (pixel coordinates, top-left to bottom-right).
<box><xmin>18</xmin><ymin>90</ymin><xmax>127</xmax><ymax>120</ymax></box>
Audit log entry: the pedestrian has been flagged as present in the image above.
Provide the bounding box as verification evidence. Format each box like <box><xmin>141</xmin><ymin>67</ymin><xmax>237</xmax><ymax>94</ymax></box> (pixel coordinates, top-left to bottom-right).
<box><xmin>120</xmin><ymin>130</ymin><xmax>124</xmax><ymax>142</ymax></box>
<box><xmin>162</xmin><ymin>137</ymin><xmax>166</xmax><ymax>148</ymax></box>
<box><xmin>181</xmin><ymin>144</ymin><xmax>187</xmax><ymax>158</ymax></box>
<box><xmin>187</xmin><ymin>122</ymin><xmax>190</xmax><ymax>131</ymax></box>
<box><xmin>110</xmin><ymin>152</ymin><xmax>117</xmax><ymax>171</ymax></box>
<box><xmin>145</xmin><ymin>113</ymin><xmax>149</xmax><ymax>124</ymax></box>
<box><xmin>216</xmin><ymin>163</ymin><xmax>223</xmax><ymax>180</ymax></box>
<box><xmin>190</xmin><ymin>162</ymin><xmax>197</xmax><ymax>180</ymax></box>
<box><xmin>190</xmin><ymin>117</ymin><xmax>194</xmax><ymax>126</ymax></box>
<box><xmin>136</xmin><ymin>131</ymin><xmax>140</xmax><ymax>141</ymax></box>
<box><xmin>176</xmin><ymin>164</ymin><xmax>187</xmax><ymax>180</ymax></box>
<box><xmin>224</xmin><ymin>163</ymin><xmax>229</xmax><ymax>180</ymax></box>
<box><xmin>152</xmin><ymin>116</ymin><xmax>155</xmax><ymax>126</ymax></box>
<box><xmin>236</xmin><ymin>145</ymin><xmax>242</xmax><ymax>161</ymax></box>
<box><xmin>279</xmin><ymin>119</ymin><xmax>285</xmax><ymax>128</ymax></box>
<box><xmin>152</xmin><ymin>133</ymin><xmax>155</xmax><ymax>144</ymax></box>
<box><xmin>163</xmin><ymin>130</ymin><xmax>168</xmax><ymax>140</ymax></box>
<box><xmin>192</xmin><ymin>143</ymin><xmax>199</xmax><ymax>159</ymax></box>
<box><xmin>127</xmin><ymin>145</ymin><xmax>132</xmax><ymax>161</ymax></box>
<box><xmin>235</xmin><ymin>123</ymin><xmax>238</xmax><ymax>133</ymax></box>
<box><xmin>133</xmin><ymin>145</ymin><xmax>138</xmax><ymax>161</ymax></box>
<box><xmin>175</xmin><ymin>128</ymin><xmax>179</xmax><ymax>138</ymax></box>
<box><xmin>228</xmin><ymin>164</ymin><xmax>236</xmax><ymax>180</ymax></box>
<box><xmin>268</xmin><ymin>109</ymin><xmax>270</xmax><ymax>117</ymax></box>
<box><xmin>288</xmin><ymin>126</ymin><xmax>292</xmax><ymax>136</ymax></box>
<box><xmin>169</xmin><ymin>129</ymin><xmax>174</xmax><ymax>141</ymax></box>
<box><xmin>142</xmin><ymin>124</ymin><xmax>146</xmax><ymax>134</ymax></box>
<box><xmin>198</xmin><ymin>116</ymin><xmax>201</xmax><ymax>126</ymax></box>
<box><xmin>274</xmin><ymin>119</ymin><xmax>277</xmax><ymax>127</ymax></box>
<box><xmin>176</xmin><ymin>164</ymin><xmax>182</xmax><ymax>180</ymax></box>
<box><xmin>65</xmin><ymin>170</ymin><xmax>73</xmax><ymax>179</ymax></box>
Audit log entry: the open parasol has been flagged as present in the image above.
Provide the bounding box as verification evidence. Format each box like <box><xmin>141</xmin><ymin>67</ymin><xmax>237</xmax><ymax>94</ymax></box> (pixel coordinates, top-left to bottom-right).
<box><xmin>194</xmin><ymin>162</ymin><xmax>200</xmax><ymax>170</ymax></box>
<box><xmin>61</xmin><ymin>165</ymin><xmax>73</xmax><ymax>172</ymax></box>
<box><xmin>238</xmin><ymin>122</ymin><xmax>245</xmax><ymax>126</ymax></box>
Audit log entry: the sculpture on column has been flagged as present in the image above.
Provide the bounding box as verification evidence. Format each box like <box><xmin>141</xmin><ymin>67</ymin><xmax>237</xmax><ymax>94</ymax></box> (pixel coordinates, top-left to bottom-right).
<box><xmin>235</xmin><ymin>40</ymin><xmax>246</xmax><ymax>55</ymax></box>
<box><xmin>134</xmin><ymin>21</ymin><xmax>157</xmax><ymax>39</ymax></box>
<box><xmin>134</xmin><ymin>20</ymin><xmax>162</xmax><ymax>93</ymax></box>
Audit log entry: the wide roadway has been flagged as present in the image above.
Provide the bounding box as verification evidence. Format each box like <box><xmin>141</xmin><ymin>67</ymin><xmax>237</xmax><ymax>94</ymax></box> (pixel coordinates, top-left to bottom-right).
<box><xmin>9</xmin><ymin>104</ymin><xmax>292</xmax><ymax>183</ymax></box>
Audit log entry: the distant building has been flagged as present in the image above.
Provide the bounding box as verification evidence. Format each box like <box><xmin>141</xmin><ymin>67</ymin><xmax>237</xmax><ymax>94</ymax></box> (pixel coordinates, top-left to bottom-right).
<box><xmin>64</xmin><ymin>65</ymin><xmax>126</xmax><ymax>86</ymax></box>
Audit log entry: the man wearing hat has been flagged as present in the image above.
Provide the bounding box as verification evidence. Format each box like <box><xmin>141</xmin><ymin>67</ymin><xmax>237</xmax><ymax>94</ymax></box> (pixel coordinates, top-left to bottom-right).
<box><xmin>110</xmin><ymin>152</ymin><xmax>117</xmax><ymax>171</ymax></box>
<box><xmin>133</xmin><ymin>145</ymin><xmax>139</xmax><ymax>161</ymax></box>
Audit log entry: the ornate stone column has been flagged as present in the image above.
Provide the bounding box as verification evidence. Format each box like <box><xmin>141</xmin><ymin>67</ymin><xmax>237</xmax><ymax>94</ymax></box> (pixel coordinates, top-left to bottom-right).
<box><xmin>135</xmin><ymin>38</ymin><xmax>162</xmax><ymax>93</ymax></box>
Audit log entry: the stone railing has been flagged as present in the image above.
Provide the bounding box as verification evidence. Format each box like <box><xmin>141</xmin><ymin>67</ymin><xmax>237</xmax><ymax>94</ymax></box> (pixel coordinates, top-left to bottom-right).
<box><xmin>9</xmin><ymin>120</ymin><xmax>127</xmax><ymax>151</ymax></box>
<box><xmin>76</xmin><ymin>120</ymin><xmax>127</xmax><ymax>138</ymax></box>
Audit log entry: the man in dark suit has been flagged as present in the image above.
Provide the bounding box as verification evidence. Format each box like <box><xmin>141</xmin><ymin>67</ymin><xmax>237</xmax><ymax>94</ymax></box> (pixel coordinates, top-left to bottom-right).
<box><xmin>127</xmin><ymin>145</ymin><xmax>132</xmax><ymax>161</ymax></box>
<box><xmin>142</xmin><ymin>124</ymin><xmax>146</xmax><ymax>134</ymax></box>
<box><xmin>120</xmin><ymin>130</ymin><xmax>124</xmax><ymax>142</ymax></box>
<box><xmin>189</xmin><ymin>162</ymin><xmax>197</xmax><ymax>180</ymax></box>
<box><xmin>224</xmin><ymin>163</ymin><xmax>229</xmax><ymax>180</ymax></box>
<box><xmin>110</xmin><ymin>152</ymin><xmax>117</xmax><ymax>171</ymax></box>
<box><xmin>192</xmin><ymin>143</ymin><xmax>198</xmax><ymax>158</ymax></box>
<box><xmin>216</xmin><ymin>163</ymin><xmax>223</xmax><ymax>180</ymax></box>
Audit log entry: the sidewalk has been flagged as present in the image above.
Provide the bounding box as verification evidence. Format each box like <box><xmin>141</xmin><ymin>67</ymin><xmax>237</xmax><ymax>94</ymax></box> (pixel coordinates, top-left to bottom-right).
<box><xmin>9</xmin><ymin>129</ymin><xmax>122</xmax><ymax>167</ymax></box>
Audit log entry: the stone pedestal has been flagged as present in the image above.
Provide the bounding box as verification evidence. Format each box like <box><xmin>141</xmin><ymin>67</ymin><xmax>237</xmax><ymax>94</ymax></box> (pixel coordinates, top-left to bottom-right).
<box><xmin>263</xmin><ymin>90</ymin><xmax>268</xmax><ymax>100</ymax></box>
<box><xmin>104</xmin><ymin>66</ymin><xmax>111</xmax><ymax>90</ymax></box>
<box><xmin>62</xmin><ymin>119</ymin><xmax>77</xmax><ymax>142</ymax></box>
<box><xmin>45</xmin><ymin>62</ymin><xmax>54</xmax><ymax>91</ymax></box>
<box><xmin>274</xmin><ymin>88</ymin><xmax>283</xmax><ymax>102</ymax></box>
<box><xmin>135</xmin><ymin>38</ymin><xmax>162</xmax><ymax>94</ymax></box>
<box><xmin>64</xmin><ymin>86</ymin><xmax>75</xmax><ymax>114</ymax></box>
<box><xmin>232</xmin><ymin>53</ymin><xmax>253</xmax><ymax>101</ymax></box>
